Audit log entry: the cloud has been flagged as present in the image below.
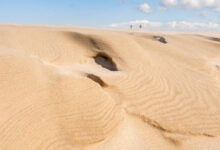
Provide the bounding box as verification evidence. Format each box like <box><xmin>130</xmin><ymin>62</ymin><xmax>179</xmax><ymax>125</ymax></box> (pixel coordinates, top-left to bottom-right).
<box><xmin>196</xmin><ymin>11</ymin><xmax>209</xmax><ymax>17</ymax></box>
<box><xmin>181</xmin><ymin>0</ymin><xmax>217</xmax><ymax>9</ymax></box>
<box><xmin>159</xmin><ymin>0</ymin><xmax>220</xmax><ymax>11</ymax></box>
<box><xmin>167</xmin><ymin>21</ymin><xmax>220</xmax><ymax>31</ymax></box>
<box><xmin>110</xmin><ymin>20</ymin><xmax>220</xmax><ymax>32</ymax></box>
<box><xmin>119</xmin><ymin>0</ymin><xmax>126</xmax><ymax>4</ymax></box>
<box><xmin>110</xmin><ymin>20</ymin><xmax>162</xmax><ymax>29</ymax></box>
<box><xmin>158</xmin><ymin>6</ymin><xmax>168</xmax><ymax>10</ymax></box>
<box><xmin>139</xmin><ymin>3</ymin><xmax>152</xmax><ymax>13</ymax></box>
<box><xmin>215</xmin><ymin>7</ymin><xmax>220</xmax><ymax>11</ymax></box>
<box><xmin>160</xmin><ymin>0</ymin><xmax>178</xmax><ymax>7</ymax></box>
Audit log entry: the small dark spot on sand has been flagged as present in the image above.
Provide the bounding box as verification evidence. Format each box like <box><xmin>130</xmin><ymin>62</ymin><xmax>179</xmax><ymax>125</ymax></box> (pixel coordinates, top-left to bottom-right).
<box><xmin>94</xmin><ymin>53</ymin><xmax>118</xmax><ymax>71</ymax></box>
<box><xmin>87</xmin><ymin>74</ymin><xmax>107</xmax><ymax>87</ymax></box>
<box><xmin>215</xmin><ymin>65</ymin><xmax>220</xmax><ymax>71</ymax></box>
<box><xmin>154</xmin><ymin>36</ymin><xmax>167</xmax><ymax>44</ymax></box>
<box><xmin>164</xmin><ymin>136</ymin><xmax>181</xmax><ymax>146</ymax></box>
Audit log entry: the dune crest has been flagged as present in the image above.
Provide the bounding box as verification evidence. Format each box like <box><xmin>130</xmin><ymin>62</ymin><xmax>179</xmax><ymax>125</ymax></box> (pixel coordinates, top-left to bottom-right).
<box><xmin>0</xmin><ymin>24</ymin><xmax>220</xmax><ymax>150</ymax></box>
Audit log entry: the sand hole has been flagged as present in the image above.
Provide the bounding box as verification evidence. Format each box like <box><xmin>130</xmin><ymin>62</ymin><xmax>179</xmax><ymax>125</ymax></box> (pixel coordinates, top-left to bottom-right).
<box><xmin>164</xmin><ymin>137</ymin><xmax>181</xmax><ymax>146</ymax></box>
<box><xmin>154</xmin><ymin>36</ymin><xmax>167</xmax><ymax>44</ymax></box>
<box><xmin>87</xmin><ymin>74</ymin><xmax>107</xmax><ymax>87</ymax></box>
<box><xmin>68</xmin><ymin>32</ymin><xmax>112</xmax><ymax>51</ymax></box>
<box><xmin>216</xmin><ymin>65</ymin><xmax>220</xmax><ymax>71</ymax></box>
<box><xmin>210</xmin><ymin>37</ymin><xmax>220</xmax><ymax>43</ymax></box>
<box><xmin>94</xmin><ymin>53</ymin><xmax>118</xmax><ymax>71</ymax></box>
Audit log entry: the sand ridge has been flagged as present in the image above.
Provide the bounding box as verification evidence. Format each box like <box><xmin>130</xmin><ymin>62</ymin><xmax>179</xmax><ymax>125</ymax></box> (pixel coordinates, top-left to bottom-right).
<box><xmin>0</xmin><ymin>24</ymin><xmax>220</xmax><ymax>150</ymax></box>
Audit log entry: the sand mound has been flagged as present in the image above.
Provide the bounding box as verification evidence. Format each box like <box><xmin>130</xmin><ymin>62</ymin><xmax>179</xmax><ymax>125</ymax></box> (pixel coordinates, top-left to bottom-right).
<box><xmin>0</xmin><ymin>24</ymin><xmax>220</xmax><ymax>150</ymax></box>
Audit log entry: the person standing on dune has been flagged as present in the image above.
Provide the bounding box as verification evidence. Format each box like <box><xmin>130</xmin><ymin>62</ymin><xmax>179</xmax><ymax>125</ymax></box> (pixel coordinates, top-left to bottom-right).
<box><xmin>139</xmin><ymin>24</ymin><xmax>142</xmax><ymax>30</ymax></box>
<box><xmin>130</xmin><ymin>24</ymin><xmax>133</xmax><ymax>30</ymax></box>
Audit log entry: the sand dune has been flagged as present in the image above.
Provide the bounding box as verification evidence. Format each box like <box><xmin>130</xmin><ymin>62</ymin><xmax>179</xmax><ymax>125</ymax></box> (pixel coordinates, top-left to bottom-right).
<box><xmin>0</xmin><ymin>24</ymin><xmax>220</xmax><ymax>150</ymax></box>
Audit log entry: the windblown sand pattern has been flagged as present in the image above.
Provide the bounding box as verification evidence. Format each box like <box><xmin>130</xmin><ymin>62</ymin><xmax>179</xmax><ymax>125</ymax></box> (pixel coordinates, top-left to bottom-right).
<box><xmin>0</xmin><ymin>24</ymin><xmax>220</xmax><ymax>150</ymax></box>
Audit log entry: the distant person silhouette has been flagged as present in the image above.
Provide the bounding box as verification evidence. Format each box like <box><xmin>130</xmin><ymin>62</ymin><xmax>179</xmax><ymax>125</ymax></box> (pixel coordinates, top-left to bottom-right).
<box><xmin>130</xmin><ymin>24</ymin><xmax>133</xmax><ymax>30</ymax></box>
<box><xmin>139</xmin><ymin>24</ymin><xmax>142</xmax><ymax>30</ymax></box>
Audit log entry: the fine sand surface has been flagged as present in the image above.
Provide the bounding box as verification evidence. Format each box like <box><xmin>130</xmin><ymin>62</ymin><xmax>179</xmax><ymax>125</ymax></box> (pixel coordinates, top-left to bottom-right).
<box><xmin>0</xmin><ymin>24</ymin><xmax>220</xmax><ymax>150</ymax></box>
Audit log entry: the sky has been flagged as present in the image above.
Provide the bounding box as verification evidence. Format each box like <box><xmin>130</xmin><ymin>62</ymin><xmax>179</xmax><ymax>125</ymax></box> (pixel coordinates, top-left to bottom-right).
<box><xmin>0</xmin><ymin>0</ymin><xmax>220</xmax><ymax>31</ymax></box>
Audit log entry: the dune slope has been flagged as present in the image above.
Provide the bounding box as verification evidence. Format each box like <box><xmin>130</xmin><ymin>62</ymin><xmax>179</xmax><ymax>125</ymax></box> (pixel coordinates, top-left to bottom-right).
<box><xmin>0</xmin><ymin>24</ymin><xmax>220</xmax><ymax>150</ymax></box>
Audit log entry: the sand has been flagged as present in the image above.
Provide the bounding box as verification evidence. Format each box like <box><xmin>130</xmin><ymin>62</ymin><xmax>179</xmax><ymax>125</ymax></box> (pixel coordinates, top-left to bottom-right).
<box><xmin>0</xmin><ymin>24</ymin><xmax>220</xmax><ymax>150</ymax></box>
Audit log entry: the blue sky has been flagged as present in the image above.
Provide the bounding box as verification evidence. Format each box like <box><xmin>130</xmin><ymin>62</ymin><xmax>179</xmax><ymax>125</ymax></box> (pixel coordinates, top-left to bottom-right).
<box><xmin>0</xmin><ymin>0</ymin><xmax>219</xmax><ymax>31</ymax></box>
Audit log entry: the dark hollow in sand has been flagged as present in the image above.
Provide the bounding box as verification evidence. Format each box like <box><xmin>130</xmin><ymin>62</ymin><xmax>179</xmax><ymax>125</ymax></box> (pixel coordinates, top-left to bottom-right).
<box><xmin>87</xmin><ymin>74</ymin><xmax>107</xmax><ymax>87</ymax></box>
<box><xmin>210</xmin><ymin>37</ymin><xmax>220</xmax><ymax>43</ymax></box>
<box><xmin>94</xmin><ymin>53</ymin><xmax>118</xmax><ymax>71</ymax></box>
<box><xmin>216</xmin><ymin>65</ymin><xmax>220</xmax><ymax>71</ymax></box>
<box><xmin>154</xmin><ymin>36</ymin><xmax>167</xmax><ymax>44</ymax></box>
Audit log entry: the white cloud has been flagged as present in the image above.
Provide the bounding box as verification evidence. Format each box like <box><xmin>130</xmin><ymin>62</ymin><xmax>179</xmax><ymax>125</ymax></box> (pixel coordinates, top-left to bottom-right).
<box><xmin>111</xmin><ymin>20</ymin><xmax>162</xmax><ymax>29</ymax></box>
<box><xmin>168</xmin><ymin>21</ymin><xmax>220</xmax><ymax>31</ymax></box>
<box><xmin>110</xmin><ymin>20</ymin><xmax>220</xmax><ymax>32</ymax></box>
<box><xmin>160</xmin><ymin>0</ymin><xmax>178</xmax><ymax>7</ymax></box>
<box><xmin>158</xmin><ymin>6</ymin><xmax>168</xmax><ymax>10</ymax></box>
<box><xmin>168</xmin><ymin>21</ymin><xmax>177</xmax><ymax>28</ymax></box>
<box><xmin>159</xmin><ymin>0</ymin><xmax>220</xmax><ymax>11</ymax></box>
<box><xmin>139</xmin><ymin>3</ymin><xmax>152</xmax><ymax>13</ymax></box>
<box><xmin>181</xmin><ymin>0</ymin><xmax>202</xmax><ymax>9</ymax></box>
<box><xmin>196</xmin><ymin>11</ymin><xmax>209</xmax><ymax>17</ymax></box>
<box><xmin>215</xmin><ymin>7</ymin><xmax>220</xmax><ymax>11</ymax></box>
